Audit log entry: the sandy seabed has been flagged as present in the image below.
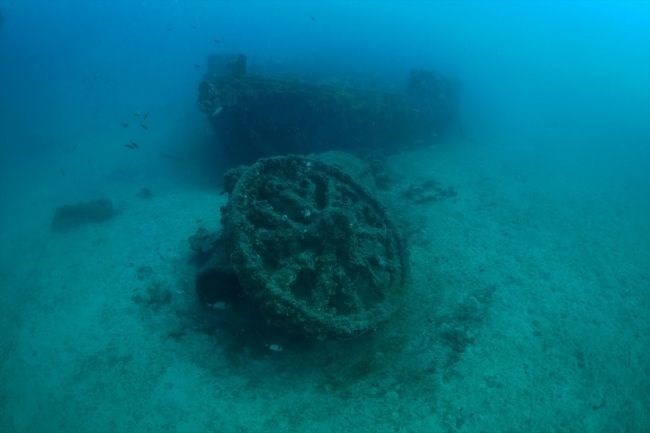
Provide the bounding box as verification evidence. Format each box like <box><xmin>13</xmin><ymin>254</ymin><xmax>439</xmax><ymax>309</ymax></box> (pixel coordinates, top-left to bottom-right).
<box><xmin>1</xmin><ymin>142</ymin><xmax>648</xmax><ymax>433</ymax></box>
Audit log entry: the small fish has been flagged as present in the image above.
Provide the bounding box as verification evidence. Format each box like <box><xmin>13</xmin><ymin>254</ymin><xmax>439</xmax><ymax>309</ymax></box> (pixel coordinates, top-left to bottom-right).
<box><xmin>194</xmin><ymin>64</ymin><xmax>201</xmax><ymax>69</ymax></box>
<box><xmin>191</xmin><ymin>24</ymin><xmax>197</xmax><ymax>30</ymax></box>
<box><xmin>213</xmin><ymin>38</ymin><xmax>221</xmax><ymax>44</ymax></box>
<box><xmin>60</xmin><ymin>143</ymin><xmax>78</xmax><ymax>155</ymax></box>
<box><xmin>133</xmin><ymin>111</ymin><xmax>141</xmax><ymax>117</ymax></box>
<box><xmin>136</xmin><ymin>187</ymin><xmax>152</xmax><ymax>199</ymax></box>
<box><xmin>125</xmin><ymin>141</ymin><xmax>139</xmax><ymax>150</ymax></box>
<box><xmin>140</xmin><ymin>123</ymin><xmax>148</xmax><ymax>130</ymax></box>
<box><xmin>143</xmin><ymin>112</ymin><xmax>149</xmax><ymax>120</ymax></box>
<box><xmin>60</xmin><ymin>168</ymin><xmax>66</xmax><ymax>176</ymax></box>
<box><xmin>120</xmin><ymin>122</ymin><xmax>129</xmax><ymax>128</ymax></box>
<box><xmin>310</xmin><ymin>15</ymin><xmax>316</xmax><ymax>22</ymax></box>
<box><xmin>208</xmin><ymin>301</ymin><xmax>228</xmax><ymax>311</ymax></box>
<box><xmin>159</xmin><ymin>151</ymin><xmax>186</xmax><ymax>163</ymax></box>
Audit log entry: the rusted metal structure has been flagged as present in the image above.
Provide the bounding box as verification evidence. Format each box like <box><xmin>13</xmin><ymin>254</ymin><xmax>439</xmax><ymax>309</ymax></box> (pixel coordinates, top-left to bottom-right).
<box><xmin>198</xmin><ymin>54</ymin><xmax>459</xmax><ymax>166</ymax></box>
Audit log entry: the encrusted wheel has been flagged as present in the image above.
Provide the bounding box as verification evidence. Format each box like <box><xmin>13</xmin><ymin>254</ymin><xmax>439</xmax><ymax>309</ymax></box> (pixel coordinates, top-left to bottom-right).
<box><xmin>222</xmin><ymin>155</ymin><xmax>407</xmax><ymax>339</ymax></box>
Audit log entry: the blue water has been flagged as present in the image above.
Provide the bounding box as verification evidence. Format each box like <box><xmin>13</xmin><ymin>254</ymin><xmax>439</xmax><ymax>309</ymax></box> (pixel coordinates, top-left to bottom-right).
<box><xmin>1</xmin><ymin>2</ymin><xmax>649</xmax><ymax>432</ymax></box>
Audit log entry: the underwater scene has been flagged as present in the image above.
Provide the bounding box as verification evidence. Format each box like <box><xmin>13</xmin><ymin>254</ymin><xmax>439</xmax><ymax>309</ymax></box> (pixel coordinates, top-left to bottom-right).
<box><xmin>1</xmin><ymin>1</ymin><xmax>649</xmax><ymax>432</ymax></box>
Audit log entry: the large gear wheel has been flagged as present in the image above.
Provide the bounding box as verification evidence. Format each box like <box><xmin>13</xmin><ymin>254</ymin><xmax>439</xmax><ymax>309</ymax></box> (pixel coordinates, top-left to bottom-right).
<box><xmin>222</xmin><ymin>155</ymin><xmax>408</xmax><ymax>339</ymax></box>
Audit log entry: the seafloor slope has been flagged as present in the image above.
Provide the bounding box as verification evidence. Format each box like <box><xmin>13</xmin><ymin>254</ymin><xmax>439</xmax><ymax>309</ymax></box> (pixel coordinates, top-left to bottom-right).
<box><xmin>0</xmin><ymin>141</ymin><xmax>648</xmax><ymax>433</ymax></box>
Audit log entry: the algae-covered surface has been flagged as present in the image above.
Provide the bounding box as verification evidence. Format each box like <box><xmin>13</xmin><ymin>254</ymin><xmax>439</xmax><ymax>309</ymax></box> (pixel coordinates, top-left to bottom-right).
<box><xmin>221</xmin><ymin>155</ymin><xmax>408</xmax><ymax>340</ymax></box>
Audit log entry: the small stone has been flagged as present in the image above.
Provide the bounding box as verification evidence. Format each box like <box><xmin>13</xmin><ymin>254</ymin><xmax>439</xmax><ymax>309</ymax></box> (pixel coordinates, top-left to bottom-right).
<box><xmin>386</xmin><ymin>390</ymin><xmax>399</xmax><ymax>401</ymax></box>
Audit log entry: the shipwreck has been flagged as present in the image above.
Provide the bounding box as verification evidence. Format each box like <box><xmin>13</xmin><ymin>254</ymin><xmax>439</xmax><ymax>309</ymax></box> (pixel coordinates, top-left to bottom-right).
<box><xmin>198</xmin><ymin>54</ymin><xmax>460</xmax><ymax>166</ymax></box>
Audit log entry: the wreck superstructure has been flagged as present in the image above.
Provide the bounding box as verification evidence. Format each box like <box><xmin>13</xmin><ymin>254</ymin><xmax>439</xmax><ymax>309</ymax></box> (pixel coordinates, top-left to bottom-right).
<box><xmin>198</xmin><ymin>54</ymin><xmax>460</xmax><ymax>166</ymax></box>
